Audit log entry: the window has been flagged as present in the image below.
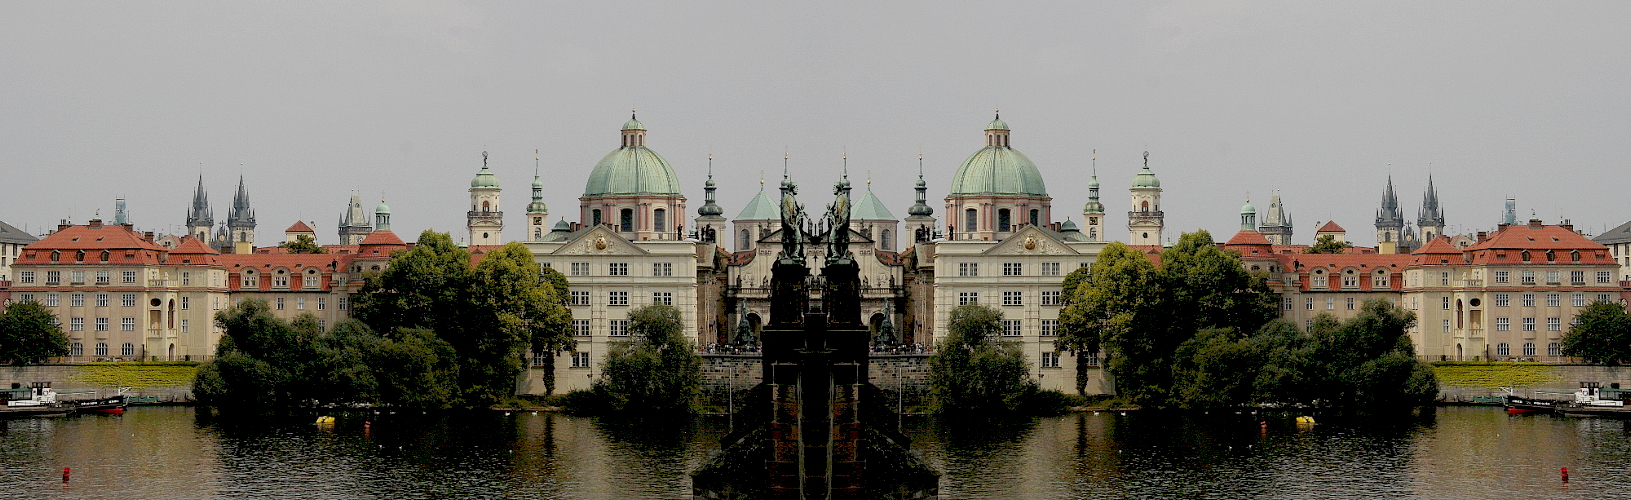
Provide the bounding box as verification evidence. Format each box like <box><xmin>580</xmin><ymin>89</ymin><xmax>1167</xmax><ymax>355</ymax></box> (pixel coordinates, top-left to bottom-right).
<box><xmin>121</xmin><ymin>318</ymin><xmax>134</xmax><ymax>331</ymax></box>
<box><xmin>318</xmin><ymin>298</ymin><xmax>326</xmax><ymax>310</ymax></box>
<box><xmin>18</xmin><ymin>270</ymin><xmax>34</xmax><ymax>283</ymax></box>
<box><xmin>653</xmin><ymin>208</ymin><xmax>666</xmax><ymax>232</ymax></box>
<box><xmin>46</xmin><ymin>270</ymin><xmax>60</xmax><ymax>284</ymax></box>
<box><xmin>1374</xmin><ymin>273</ymin><xmax>1390</xmax><ymax>288</ymax></box>
<box><xmin>1522</xmin><ymin>317</ymin><xmax>1536</xmax><ymax>331</ymax></box>
<box><xmin>1601</xmin><ymin>294</ymin><xmax>1616</xmax><ymax>303</ymax></box>
<box><xmin>304</xmin><ymin>274</ymin><xmax>320</xmax><ymax>288</ymax></box>
<box><xmin>276</xmin><ymin>297</ymin><xmax>285</xmax><ymax>310</ymax></box>
<box><xmin>570</xmin><ymin>262</ymin><xmax>590</xmax><ymax>276</ymax></box>
<box><xmin>1546</xmin><ymin>294</ymin><xmax>1560</xmax><ymax>307</ymax></box>
<box><xmin>608</xmin><ymin>291</ymin><xmax>628</xmax><ymax>306</ymax></box>
<box><xmin>242</xmin><ymin>272</ymin><xmax>258</xmax><ymax>288</ymax></box>
<box><xmin>1342</xmin><ymin>275</ymin><xmax>1358</xmax><ymax>288</ymax></box>
<box><xmin>1441</xmin><ymin>319</ymin><xmax>1450</xmax><ymax>333</ymax></box>
<box><xmin>570</xmin><ymin>291</ymin><xmax>590</xmax><ymax>306</ymax></box>
<box><xmin>1001</xmin><ymin>320</ymin><xmax>1021</xmax><ymax>337</ymax></box>
<box><xmin>96</xmin><ymin>294</ymin><xmax>109</xmax><ymax>307</ymax></box>
<box><xmin>70</xmin><ymin>343</ymin><xmax>83</xmax><ymax>357</ymax></box>
<box><xmin>1439</xmin><ymin>296</ymin><xmax>1449</xmax><ymax>310</ymax></box>
<box><xmin>1340</xmin><ymin>297</ymin><xmax>1352</xmax><ymax>310</ymax></box>
<box><xmin>338</xmin><ymin>297</ymin><xmax>348</xmax><ymax>310</ymax></box>
<box><xmin>71</xmin><ymin>270</ymin><xmax>85</xmax><ymax>284</ymax></box>
<box><xmin>1599</xmin><ymin>271</ymin><xmax>1614</xmax><ymax>284</ymax></box>
<box><xmin>45</xmin><ymin>293</ymin><xmax>60</xmax><ymax>307</ymax></box>
<box><xmin>181</xmin><ymin>272</ymin><xmax>191</xmax><ymax>286</ymax></box>
<box><xmin>1306</xmin><ymin>319</ymin><xmax>1313</xmax><ymax>331</ymax></box>
<box><xmin>1312</xmin><ymin>275</ymin><xmax>1328</xmax><ymax>288</ymax></box>
<box><xmin>1573</xmin><ymin>293</ymin><xmax>1586</xmax><ymax>307</ymax></box>
<box><xmin>619</xmin><ymin>208</ymin><xmax>634</xmax><ymax>232</ymax></box>
<box><xmin>95</xmin><ymin>342</ymin><xmax>108</xmax><ymax>356</ymax></box>
<box><xmin>997</xmin><ymin>209</ymin><xmax>1012</xmax><ymax>232</ymax></box>
<box><xmin>1521</xmin><ymin>271</ymin><xmax>1535</xmax><ymax>285</ymax></box>
<box><xmin>572</xmin><ymin>351</ymin><xmax>591</xmax><ymax>368</ymax></box>
<box><xmin>573</xmin><ymin>320</ymin><xmax>591</xmax><ymax>337</ymax></box>
<box><xmin>1003</xmin><ymin>263</ymin><xmax>1023</xmax><ymax>276</ymax></box>
<box><xmin>180</xmin><ymin>296</ymin><xmax>189</xmax><ymax>310</ymax></box>
<box><xmin>609</xmin><ymin>320</ymin><xmax>629</xmax><ymax>336</ymax></box>
<box><xmin>71</xmin><ymin>294</ymin><xmax>85</xmax><ymax>307</ymax></box>
<box><xmin>1084</xmin><ymin>350</ymin><xmax>1101</xmax><ymax>366</ymax></box>
<box><xmin>17</xmin><ymin>293</ymin><xmax>33</xmax><ymax>303</ymax></box>
<box><xmin>1041</xmin><ymin>263</ymin><xmax>1061</xmax><ymax>276</ymax></box>
<box><xmin>1496</xmin><ymin>318</ymin><xmax>1510</xmax><ymax>331</ymax></box>
<box><xmin>1496</xmin><ymin>343</ymin><xmax>1511</xmax><ymax>356</ymax></box>
<box><xmin>653</xmin><ymin>262</ymin><xmax>673</xmax><ymax>277</ymax></box>
<box><xmin>1571</xmin><ymin>271</ymin><xmax>1585</xmax><ymax>285</ymax></box>
<box><xmin>592</xmin><ymin>209</ymin><xmax>602</xmax><ymax>227</ymax></box>
<box><xmin>1548</xmin><ymin>318</ymin><xmax>1562</xmax><ymax>331</ymax></box>
<box><xmin>1523</xmin><ymin>342</ymin><xmax>1537</xmax><ymax>357</ymax></box>
<box><xmin>531</xmin><ymin>350</ymin><xmax>547</xmax><ymax>367</ymax></box>
<box><xmin>181</xmin><ymin>319</ymin><xmax>189</xmax><ymax>333</ymax></box>
<box><xmin>1040</xmin><ymin>319</ymin><xmax>1058</xmax><ymax>336</ymax></box>
<box><xmin>1041</xmin><ymin>291</ymin><xmax>1061</xmax><ymax>306</ymax></box>
<box><xmin>297</xmin><ymin>297</ymin><xmax>306</xmax><ymax>310</ymax></box>
<box><xmin>652</xmin><ymin>292</ymin><xmax>673</xmax><ymax>305</ymax></box>
<box><xmin>1545</xmin><ymin>271</ymin><xmax>1560</xmax><ymax>285</ymax></box>
<box><xmin>1041</xmin><ymin>352</ymin><xmax>1060</xmax><ymax>368</ymax></box>
<box><xmin>95</xmin><ymin>318</ymin><xmax>108</xmax><ymax>331</ymax></box>
<box><xmin>273</xmin><ymin>275</ymin><xmax>289</xmax><ymax>288</ymax></box>
<box><xmin>1003</xmin><ymin>291</ymin><xmax>1023</xmax><ymax>306</ymax></box>
<box><xmin>1305</xmin><ymin>297</ymin><xmax>1314</xmax><ymax>310</ymax></box>
<box><xmin>1494</xmin><ymin>270</ymin><xmax>1509</xmax><ymax>283</ymax></box>
<box><xmin>958</xmin><ymin>292</ymin><xmax>979</xmax><ymax>305</ymax></box>
<box><xmin>70</xmin><ymin>317</ymin><xmax>83</xmax><ymax>331</ymax></box>
<box><xmin>121</xmin><ymin>343</ymin><xmax>135</xmax><ymax>356</ymax></box>
<box><xmin>1522</xmin><ymin>294</ymin><xmax>1535</xmax><ymax>307</ymax></box>
<box><xmin>1327</xmin><ymin>297</ymin><xmax>1334</xmax><ymax>310</ymax></box>
<box><xmin>965</xmin><ymin>208</ymin><xmax>978</xmax><ymax>232</ymax></box>
<box><xmin>1495</xmin><ymin>293</ymin><xmax>1510</xmax><ymax>307</ymax></box>
<box><xmin>95</xmin><ymin>270</ymin><xmax>109</xmax><ymax>285</ymax></box>
<box><xmin>958</xmin><ymin>262</ymin><xmax>978</xmax><ymax>277</ymax></box>
<box><xmin>122</xmin><ymin>271</ymin><xmax>136</xmax><ymax>284</ymax></box>
<box><xmin>1283</xmin><ymin>297</ymin><xmax>1293</xmax><ymax>310</ymax></box>
<box><xmin>1549</xmin><ymin>343</ymin><xmax>1562</xmax><ymax>357</ymax></box>
<box><xmin>609</xmin><ymin>263</ymin><xmax>628</xmax><ymax>276</ymax></box>
<box><xmin>1439</xmin><ymin>272</ymin><xmax>1449</xmax><ymax>286</ymax></box>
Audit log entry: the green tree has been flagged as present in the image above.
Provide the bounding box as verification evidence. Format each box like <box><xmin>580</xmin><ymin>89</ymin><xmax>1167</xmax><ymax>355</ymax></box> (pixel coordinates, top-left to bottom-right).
<box><xmin>1305</xmin><ymin>234</ymin><xmax>1353</xmax><ymax>254</ymax></box>
<box><xmin>0</xmin><ymin>301</ymin><xmax>71</xmax><ymax>365</ymax></box>
<box><xmin>1562</xmin><ymin>301</ymin><xmax>1631</xmax><ymax>365</ymax></box>
<box><xmin>194</xmin><ymin>299</ymin><xmax>319</xmax><ymax>407</ymax></box>
<box><xmin>279</xmin><ymin>234</ymin><xmax>326</xmax><ymax>254</ymax></box>
<box><xmin>1057</xmin><ymin>231</ymin><xmax>1277</xmax><ymax>407</ymax></box>
<box><xmin>534</xmin><ymin>266</ymin><xmax>576</xmax><ymax>394</ymax></box>
<box><xmin>352</xmin><ymin>231</ymin><xmax>472</xmax><ymax>338</ymax></box>
<box><xmin>928</xmin><ymin>304</ymin><xmax>1037</xmax><ymax>413</ymax></box>
<box><xmin>593</xmin><ymin>304</ymin><xmax>702</xmax><ymax>414</ymax></box>
<box><xmin>368</xmin><ymin>327</ymin><xmax>459</xmax><ymax>408</ymax></box>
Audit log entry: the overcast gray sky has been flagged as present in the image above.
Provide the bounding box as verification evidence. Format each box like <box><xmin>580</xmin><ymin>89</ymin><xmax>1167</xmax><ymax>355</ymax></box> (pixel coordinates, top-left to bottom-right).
<box><xmin>3</xmin><ymin>2</ymin><xmax>1628</xmax><ymax>247</ymax></box>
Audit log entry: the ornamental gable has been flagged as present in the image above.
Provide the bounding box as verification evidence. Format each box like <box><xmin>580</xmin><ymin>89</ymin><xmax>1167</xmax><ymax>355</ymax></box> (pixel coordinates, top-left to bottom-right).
<box><xmin>553</xmin><ymin>226</ymin><xmax>649</xmax><ymax>256</ymax></box>
<box><xmin>981</xmin><ymin>227</ymin><xmax>1076</xmax><ymax>256</ymax></box>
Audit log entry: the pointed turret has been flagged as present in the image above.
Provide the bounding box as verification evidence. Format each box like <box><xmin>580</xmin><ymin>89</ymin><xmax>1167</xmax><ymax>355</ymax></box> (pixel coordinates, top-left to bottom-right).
<box><xmin>186</xmin><ymin>174</ymin><xmax>213</xmax><ymax>241</ymax></box>
<box><xmin>1259</xmin><ymin>190</ymin><xmax>1293</xmax><ymax>245</ymax></box>
<box><xmin>1240</xmin><ymin>197</ymin><xmax>1257</xmax><ymax>231</ymax></box>
<box><xmin>225</xmin><ymin>175</ymin><xmax>256</xmax><ymax>253</ymax></box>
<box><xmin>1082</xmin><ymin>153</ymin><xmax>1105</xmax><ymax>241</ymax></box>
<box><xmin>695</xmin><ymin>154</ymin><xmax>727</xmax><ymax>245</ymax></box>
<box><xmin>1417</xmin><ymin>174</ymin><xmax>1446</xmax><ymax>240</ymax></box>
<box><xmin>1375</xmin><ymin>175</ymin><xmax>1406</xmax><ymax>253</ymax></box>
<box><xmin>337</xmin><ymin>192</ymin><xmax>373</xmax><ymax>245</ymax></box>
<box><xmin>527</xmin><ymin>153</ymin><xmax>549</xmax><ymax>241</ymax></box>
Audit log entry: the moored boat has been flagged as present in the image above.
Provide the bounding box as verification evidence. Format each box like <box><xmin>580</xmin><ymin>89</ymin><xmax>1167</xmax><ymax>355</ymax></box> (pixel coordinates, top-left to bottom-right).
<box><xmin>1</xmin><ymin>382</ymin><xmax>73</xmax><ymax>418</ymax></box>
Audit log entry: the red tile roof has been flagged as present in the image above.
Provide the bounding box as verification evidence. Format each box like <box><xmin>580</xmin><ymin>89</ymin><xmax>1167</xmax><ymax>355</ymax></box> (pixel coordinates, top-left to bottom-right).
<box><xmin>1410</xmin><ymin>236</ymin><xmax>1468</xmax><ymax>265</ymax></box>
<box><xmin>1316</xmin><ymin>221</ymin><xmax>1345</xmax><ymax>233</ymax></box>
<box><xmin>1225</xmin><ymin>230</ymin><xmax>1273</xmax><ymax>247</ymax></box>
<box><xmin>358</xmin><ymin>230</ymin><xmax>405</xmax><ymax>246</ymax></box>
<box><xmin>1461</xmin><ymin>224</ymin><xmax>1614</xmax><ymax>265</ymax></box>
<box><xmin>285</xmin><ymin>221</ymin><xmax>315</xmax><ymax>233</ymax></box>
<box><xmin>23</xmin><ymin>223</ymin><xmax>165</xmax><ymax>252</ymax></box>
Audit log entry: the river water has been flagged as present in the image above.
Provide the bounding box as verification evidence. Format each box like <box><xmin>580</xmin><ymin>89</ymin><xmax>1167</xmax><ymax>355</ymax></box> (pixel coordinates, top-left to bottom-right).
<box><xmin>2</xmin><ymin>406</ymin><xmax>1628</xmax><ymax>499</ymax></box>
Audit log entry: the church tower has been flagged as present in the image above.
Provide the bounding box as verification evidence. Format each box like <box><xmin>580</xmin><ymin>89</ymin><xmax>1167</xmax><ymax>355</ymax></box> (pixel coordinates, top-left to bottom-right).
<box><xmin>1375</xmin><ymin>175</ymin><xmax>1404</xmax><ymax>254</ymax></box>
<box><xmin>226</xmin><ymin>175</ymin><xmax>256</xmax><ymax>254</ymax></box>
<box><xmin>944</xmin><ymin>113</ymin><xmax>1052</xmax><ymax>241</ymax></box>
<box><xmin>695</xmin><ymin>154</ymin><xmax>727</xmax><ymax>246</ymax></box>
<box><xmin>1258</xmin><ymin>191</ymin><xmax>1293</xmax><ymax>245</ymax></box>
<box><xmin>375</xmin><ymin>198</ymin><xmax>392</xmax><ymax>231</ymax></box>
<box><xmin>337</xmin><ymin>192</ymin><xmax>372</xmax><ymax>245</ymax></box>
<box><xmin>904</xmin><ymin>154</ymin><xmax>937</xmax><ymax>245</ymax></box>
<box><xmin>1081</xmin><ymin>154</ymin><xmax>1105</xmax><ymax>242</ymax></box>
<box><xmin>1418</xmin><ymin>174</ymin><xmax>1446</xmax><ymax>241</ymax></box>
<box><xmin>527</xmin><ymin>153</ymin><xmax>549</xmax><ymax>242</ymax></box>
<box><xmin>579</xmin><ymin>113</ymin><xmax>687</xmax><ymax>241</ymax></box>
<box><xmin>469</xmin><ymin>151</ymin><xmax>504</xmax><ymax>246</ymax></box>
<box><xmin>1240</xmin><ymin>197</ymin><xmax>1257</xmax><ymax>231</ymax></box>
<box><xmin>1127</xmin><ymin>152</ymin><xmax>1164</xmax><ymax>246</ymax></box>
<box><xmin>185</xmin><ymin>174</ymin><xmax>213</xmax><ymax>242</ymax></box>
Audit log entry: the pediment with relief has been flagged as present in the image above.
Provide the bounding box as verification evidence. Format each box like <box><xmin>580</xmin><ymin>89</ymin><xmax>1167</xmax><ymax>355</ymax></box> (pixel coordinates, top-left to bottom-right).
<box><xmin>982</xmin><ymin>227</ymin><xmax>1077</xmax><ymax>256</ymax></box>
<box><xmin>552</xmin><ymin>227</ymin><xmax>650</xmax><ymax>256</ymax></box>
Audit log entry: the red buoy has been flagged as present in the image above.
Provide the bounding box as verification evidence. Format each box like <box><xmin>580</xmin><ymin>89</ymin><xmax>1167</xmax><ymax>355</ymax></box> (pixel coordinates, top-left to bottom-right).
<box><xmin>1562</xmin><ymin>467</ymin><xmax>1569</xmax><ymax>482</ymax></box>
<box><xmin>62</xmin><ymin>467</ymin><xmax>70</xmax><ymax>482</ymax></box>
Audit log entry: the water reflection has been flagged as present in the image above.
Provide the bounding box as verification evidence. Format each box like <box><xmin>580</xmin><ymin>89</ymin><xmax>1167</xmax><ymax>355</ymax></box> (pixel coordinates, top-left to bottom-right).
<box><xmin>3</xmin><ymin>406</ymin><xmax>1630</xmax><ymax>499</ymax></box>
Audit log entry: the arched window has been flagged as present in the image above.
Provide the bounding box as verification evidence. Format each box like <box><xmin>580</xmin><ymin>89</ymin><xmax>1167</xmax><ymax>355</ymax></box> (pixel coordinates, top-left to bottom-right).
<box><xmin>95</xmin><ymin>342</ymin><xmax>108</xmax><ymax>357</ymax></box>
<box><xmin>592</xmin><ymin>209</ymin><xmax>602</xmax><ymax>226</ymax></box>
<box><xmin>71</xmin><ymin>343</ymin><xmax>83</xmax><ymax>357</ymax></box>
<box><xmin>482</xmin><ymin>200</ymin><xmax>491</xmax><ymax>212</ymax></box>
<box><xmin>1523</xmin><ymin>342</ymin><xmax>1536</xmax><ymax>357</ymax></box>
<box><xmin>620</xmin><ymin>209</ymin><xmax>635</xmax><ymax>232</ymax></box>
<box><xmin>880</xmin><ymin>229</ymin><xmax>892</xmax><ymax>250</ymax></box>
<box><xmin>534</xmin><ymin>228</ymin><xmax>542</xmax><ymax>240</ymax></box>
<box><xmin>1141</xmin><ymin>200</ymin><xmax>1150</xmax><ymax>212</ymax></box>
<box><xmin>739</xmin><ymin>229</ymin><xmax>752</xmax><ymax>250</ymax></box>
<box><xmin>965</xmin><ymin>208</ymin><xmax>978</xmax><ymax>232</ymax></box>
<box><xmin>1029</xmin><ymin>209</ymin><xmax>1040</xmax><ymax>227</ymax></box>
<box><xmin>1548</xmin><ymin>343</ymin><xmax>1561</xmax><ymax>357</ymax></box>
<box><xmin>121</xmin><ymin>343</ymin><xmax>135</xmax><ymax>356</ymax></box>
<box><xmin>1496</xmin><ymin>342</ymin><xmax>1511</xmax><ymax>356</ymax></box>
<box><xmin>997</xmin><ymin>209</ymin><xmax>1012</xmax><ymax>232</ymax></box>
<box><xmin>653</xmin><ymin>208</ymin><xmax>667</xmax><ymax>232</ymax></box>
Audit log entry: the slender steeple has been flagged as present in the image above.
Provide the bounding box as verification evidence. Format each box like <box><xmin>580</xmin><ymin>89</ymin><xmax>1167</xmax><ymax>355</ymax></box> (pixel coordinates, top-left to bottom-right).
<box><xmin>1375</xmin><ymin>173</ymin><xmax>1406</xmax><ymax>253</ymax></box>
<box><xmin>907</xmin><ymin>154</ymin><xmax>933</xmax><ymax>217</ymax></box>
<box><xmin>186</xmin><ymin>173</ymin><xmax>213</xmax><ymax>241</ymax></box>
<box><xmin>528</xmin><ymin>153</ymin><xmax>548</xmax><ymax>214</ymax></box>
<box><xmin>1418</xmin><ymin>173</ymin><xmax>1445</xmax><ymax>230</ymax></box>
<box><xmin>228</xmin><ymin>174</ymin><xmax>254</xmax><ymax>227</ymax></box>
<box><xmin>699</xmin><ymin>154</ymin><xmax>724</xmax><ymax>217</ymax></box>
<box><xmin>1081</xmin><ymin>151</ymin><xmax>1105</xmax><ymax>241</ymax></box>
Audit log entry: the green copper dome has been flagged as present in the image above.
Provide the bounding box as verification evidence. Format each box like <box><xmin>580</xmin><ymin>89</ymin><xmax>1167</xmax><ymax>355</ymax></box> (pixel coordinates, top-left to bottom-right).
<box><xmin>375</xmin><ymin>200</ymin><xmax>391</xmax><ymax>214</ymax></box>
<box><xmin>1240</xmin><ymin>200</ymin><xmax>1256</xmax><ymax>215</ymax></box>
<box><xmin>986</xmin><ymin>117</ymin><xmax>1009</xmax><ymax>130</ymax></box>
<box><xmin>622</xmin><ymin>116</ymin><xmax>645</xmax><ymax>130</ymax></box>
<box><xmin>1132</xmin><ymin>166</ymin><xmax>1160</xmax><ymax>189</ymax></box>
<box><xmin>582</xmin><ymin>120</ymin><xmax>682</xmax><ymax>198</ymax></box>
<box><xmin>948</xmin><ymin>145</ymin><xmax>1048</xmax><ymax>197</ymax></box>
<box><xmin>471</xmin><ymin>165</ymin><xmax>499</xmax><ymax>188</ymax></box>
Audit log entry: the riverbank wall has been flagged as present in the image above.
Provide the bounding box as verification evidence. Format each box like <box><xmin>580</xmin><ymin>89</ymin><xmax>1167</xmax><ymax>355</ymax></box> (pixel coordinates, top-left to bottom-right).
<box><xmin>1434</xmin><ymin>362</ymin><xmax>1631</xmax><ymax>401</ymax></box>
<box><xmin>0</xmin><ymin>362</ymin><xmax>197</xmax><ymax>402</ymax></box>
<box><xmin>699</xmin><ymin>352</ymin><xmax>932</xmax><ymax>414</ymax></box>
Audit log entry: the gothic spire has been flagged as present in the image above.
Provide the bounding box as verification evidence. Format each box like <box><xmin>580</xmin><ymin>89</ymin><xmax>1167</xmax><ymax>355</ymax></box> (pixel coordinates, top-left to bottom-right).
<box><xmin>1418</xmin><ymin>173</ymin><xmax>1445</xmax><ymax>227</ymax></box>
<box><xmin>187</xmin><ymin>173</ymin><xmax>213</xmax><ymax>228</ymax></box>
<box><xmin>1376</xmin><ymin>174</ymin><xmax>1403</xmax><ymax>228</ymax></box>
<box><xmin>228</xmin><ymin>174</ymin><xmax>255</xmax><ymax>227</ymax></box>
